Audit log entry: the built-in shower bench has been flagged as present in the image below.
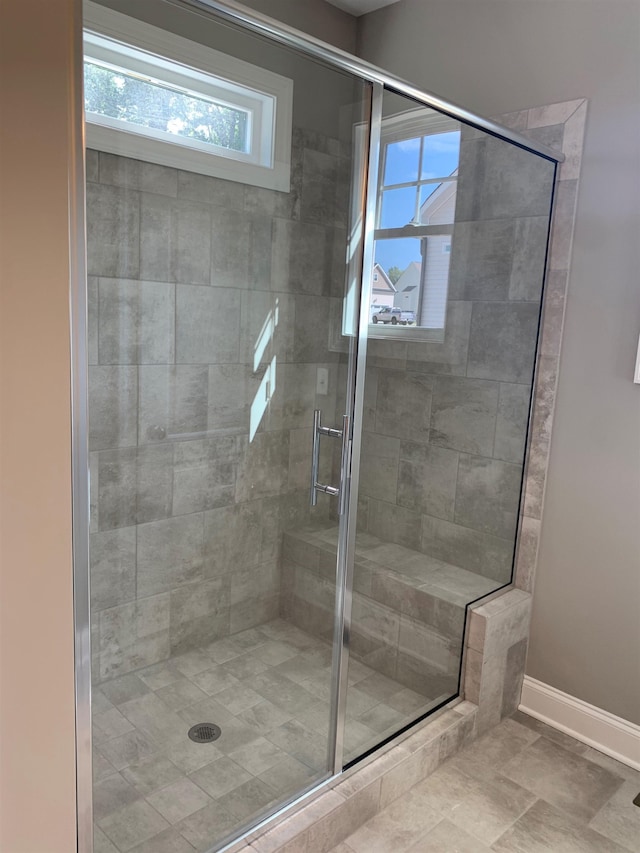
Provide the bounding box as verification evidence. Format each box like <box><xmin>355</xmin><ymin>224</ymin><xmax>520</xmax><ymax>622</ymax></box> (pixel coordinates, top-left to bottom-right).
<box><xmin>281</xmin><ymin>525</ymin><xmax>500</xmax><ymax>697</ymax></box>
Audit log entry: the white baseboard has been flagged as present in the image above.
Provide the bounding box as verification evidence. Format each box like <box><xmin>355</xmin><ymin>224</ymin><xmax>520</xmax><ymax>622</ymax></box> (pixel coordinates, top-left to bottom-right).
<box><xmin>520</xmin><ymin>676</ymin><xmax>640</xmax><ymax>771</ymax></box>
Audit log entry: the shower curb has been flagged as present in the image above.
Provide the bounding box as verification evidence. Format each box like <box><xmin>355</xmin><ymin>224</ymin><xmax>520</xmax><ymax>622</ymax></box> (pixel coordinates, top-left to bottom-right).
<box><xmin>232</xmin><ymin>700</ymin><xmax>477</xmax><ymax>853</ymax></box>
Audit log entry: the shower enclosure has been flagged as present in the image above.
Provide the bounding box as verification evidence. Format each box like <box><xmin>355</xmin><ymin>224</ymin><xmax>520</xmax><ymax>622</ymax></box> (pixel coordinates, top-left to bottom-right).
<box><xmin>79</xmin><ymin>1</ymin><xmax>560</xmax><ymax>850</ymax></box>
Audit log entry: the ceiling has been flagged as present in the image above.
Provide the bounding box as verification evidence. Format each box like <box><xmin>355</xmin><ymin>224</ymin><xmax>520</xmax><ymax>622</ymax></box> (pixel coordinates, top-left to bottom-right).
<box><xmin>325</xmin><ymin>0</ymin><xmax>402</xmax><ymax>16</ymax></box>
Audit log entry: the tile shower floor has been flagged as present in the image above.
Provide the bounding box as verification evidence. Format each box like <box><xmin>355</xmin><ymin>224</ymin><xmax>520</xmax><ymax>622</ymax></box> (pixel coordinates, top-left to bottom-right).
<box><xmin>93</xmin><ymin>618</ymin><xmax>439</xmax><ymax>853</ymax></box>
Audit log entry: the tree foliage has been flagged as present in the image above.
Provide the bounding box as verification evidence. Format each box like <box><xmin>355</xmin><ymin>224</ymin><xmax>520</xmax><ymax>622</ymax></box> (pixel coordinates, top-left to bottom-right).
<box><xmin>84</xmin><ymin>62</ymin><xmax>247</xmax><ymax>152</ymax></box>
<box><xmin>387</xmin><ymin>265</ymin><xmax>404</xmax><ymax>284</ymax></box>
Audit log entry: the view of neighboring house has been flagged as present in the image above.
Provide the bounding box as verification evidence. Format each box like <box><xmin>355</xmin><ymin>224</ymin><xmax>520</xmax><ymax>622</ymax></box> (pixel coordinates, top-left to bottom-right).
<box><xmin>369</xmin><ymin>262</ymin><xmax>396</xmax><ymax>318</ymax></box>
<box><xmin>393</xmin><ymin>261</ymin><xmax>422</xmax><ymax>313</ymax></box>
<box><xmin>391</xmin><ymin>175</ymin><xmax>456</xmax><ymax>328</ymax></box>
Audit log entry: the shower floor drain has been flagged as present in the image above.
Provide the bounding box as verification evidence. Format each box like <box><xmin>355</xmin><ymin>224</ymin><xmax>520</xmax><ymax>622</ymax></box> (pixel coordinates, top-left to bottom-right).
<box><xmin>188</xmin><ymin>723</ymin><xmax>221</xmax><ymax>744</ymax></box>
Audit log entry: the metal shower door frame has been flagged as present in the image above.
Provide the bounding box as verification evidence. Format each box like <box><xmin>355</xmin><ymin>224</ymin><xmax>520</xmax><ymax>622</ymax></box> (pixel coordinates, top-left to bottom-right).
<box><xmin>328</xmin><ymin>81</ymin><xmax>383</xmax><ymax>776</ymax></box>
<box><xmin>71</xmin><ymin>1</ymin><xmax>566</xmax><ymax>850</ymax></box>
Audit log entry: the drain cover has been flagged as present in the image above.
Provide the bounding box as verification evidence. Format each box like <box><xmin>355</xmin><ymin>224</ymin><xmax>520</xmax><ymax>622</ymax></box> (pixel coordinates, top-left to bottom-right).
<box><xmin>188</xmin><ymin>723</ymin><xmax>221</xmax><ymax>744</ymax></box>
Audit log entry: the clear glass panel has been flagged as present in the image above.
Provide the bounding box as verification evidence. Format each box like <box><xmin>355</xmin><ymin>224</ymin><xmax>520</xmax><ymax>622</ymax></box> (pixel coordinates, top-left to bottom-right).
<box><xmin>343</xmin><ymin>86</ymin><xmax>556</xmax><ymax>766</ymax></box>
<box><xmin>85</xmin><ymin>1</ymin><xmax>369</xmax><ymax>848</ymax></box>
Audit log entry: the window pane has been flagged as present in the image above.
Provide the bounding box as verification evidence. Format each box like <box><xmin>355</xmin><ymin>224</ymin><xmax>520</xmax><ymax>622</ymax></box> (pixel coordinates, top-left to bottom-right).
<box><xmin>419</xmin><ymin>179</ymin><xmax>457</xmax><ymax>225</ymax></box>
<box><xmin>84</xmin><ymin>61</ymin><xmax>249</xmax><ymax>153</ymax></box>
<box><xmin>369</xmin><ymin>237</ymin><xmax>423</xmax><ymax>322</ymax></box>
<box><xmin>380</xmin><ymin>186</ymin><xmax>418</xmax><ymax>228</ymax></box>
<box><xmin>383</xmin><ymin>137</ymin><xmax>420</xmax><ymax>185</ymax></box>
<box><xmin>374</xmin><ymin>237</ymin><xmax>423</xmax><ymax>276</ymax></box>
<box><xmin>421</xmin><ymin>130</ymin><xmax>460</xmax><ymax>179</ymax></box>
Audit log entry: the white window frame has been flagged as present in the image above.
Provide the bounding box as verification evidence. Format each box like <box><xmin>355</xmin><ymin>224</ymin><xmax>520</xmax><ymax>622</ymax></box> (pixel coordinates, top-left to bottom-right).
<box><xmin>83</xmin><ymin>1</ymin><xmax>293</xmax><ymax>191</ymax></box>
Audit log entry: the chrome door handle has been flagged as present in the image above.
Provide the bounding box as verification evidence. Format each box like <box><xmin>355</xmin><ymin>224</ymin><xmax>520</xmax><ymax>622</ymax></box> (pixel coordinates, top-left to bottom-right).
<box><xmin>338</xmin><ymin>414</ymin><xmax>351</xmax><ymax>517</ymax></box>
<box><xmin>310</xmin><ymin>409</ymin><xmax>322</xmax><ymax>507</ymax></box>
<box><xmin>310</xmin><ymin>410</ymin><xmax>350</xmax><ymax>513</ymax></box>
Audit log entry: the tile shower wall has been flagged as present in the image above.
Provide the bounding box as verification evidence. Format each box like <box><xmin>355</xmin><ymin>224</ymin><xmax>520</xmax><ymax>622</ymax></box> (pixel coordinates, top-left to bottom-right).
<box><xmin>87</xmin><ymin>127</ymin><xmax>349</xmax><ymax>684</ymax></box>
<box><xmin>360</xmin><ymin>128</ymin><xmax>556</xmax><ymax>584</ymax></box>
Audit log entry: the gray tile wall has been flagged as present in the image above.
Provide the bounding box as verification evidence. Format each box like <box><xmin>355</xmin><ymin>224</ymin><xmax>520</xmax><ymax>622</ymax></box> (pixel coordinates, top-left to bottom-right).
<box><xmin>87</xmin><ymin>127</ymin><xmax>350</xmax><ymax>684</ymax></box>
<box><xmin>360</xmin><ymin>129</ymin><xmax>555</xmax><ymax>585</ymax></box>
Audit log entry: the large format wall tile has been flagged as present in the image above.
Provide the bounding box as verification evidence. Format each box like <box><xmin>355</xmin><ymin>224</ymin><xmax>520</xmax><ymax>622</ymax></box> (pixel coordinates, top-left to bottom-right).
<box><xmin>359</xmin><ymin>433</ymin><xmax>400</xmax><ymax>502</ymax></box>
<box><xmin>235</xmin><ymin>431</ymin><xmax>290</xmax><ymax>502</ymax></box>
<box><xmin>210</xmin><ymin>207</ymin><xmax>272</xmax><ymax>290</ymax></box>
<box><xmin>172</xmin><ymin>437</ymin><xmax>237</xmax><ymax>517</ymax></box>
<box><xmin>138</xmin><ymin>365</ymin><xmax>209</xmax><ymax>444</ymax></box>
<box><xmin>230</xmin><ymin>560</ymin><xmax>280</xmax><ymax>608</ymax></box>
<box><xmin>89</xmin><ymin>366</ymin><xmax>138</xmax><ymax>451</ymax></box>
<box><xmin>367</xmin><ymin>500</ymin><xmax>422</xmax><ymax>552</ymax></box>
<box><xmin>87</xmin><ymin>183</ymin><xmax>140</xmax><ymax>278</ymax></box>
<box><xmin>172</xmin><ymin>459</ymin><xmax>235</xmax><ymax>517</ymax></box>
<box><xmin>98</xmin><ymin>278</ymin><xmax>175</xmax><ymax>365</ymax></box>
<box><xmin>509</xmin><ymin>216</ymin><xmax>549</xmax><ymax>302</ymax></box>
<box><xmin>240</xmin><ymin>290</ymin><xmax>295</xmax><ymax>367</ymax></box>
<box><xmin>467</xmin><ymin>302</ymin><xmax>540</xmax><ymax>384</ymax></box>
<box><xmin>88</xmin><ymin>276</ymin><xmax>98</xmax><ymax>365</ymax></box>
<box><xmin>266</xmin><ymin>362</ymin><xmax>320</xmax><ymax>432</ymax></box>
<box><xmin>405</xmin><ymin>301</ymin><xmax>472</xmax><ymax>376</ymax></box>
<box><xmin>99</xmin><ymin>594</ymin><xmax>171</xmax><ymax>681</ymax></box>
<box><xmin>90</xmin><ymin>527</ymin><xmax>136</xmax><ymax>612</ymax></box>
<box><xmin>292</xmin><ymin>294</ymin><xmax>334</xmax><ymax>363</ymax></box>
<box><xmin>140</xmin><ymin>194</ymin><xmax>211</xmax><ymax>285</ymax></box>
<box><xmin>454</xmin><ymin>455</ymin><xmax>522</xmax><ymax>540</ymax></box>
<box><xmin>207</xmin><ymin>364</ymin><xmax>256</xmax><ymax>433</ymax></box>
<box><xmin>100</xmin><ymin>152</ymin><xmax>178</xmax><ymax>197</ymax></box>
<box><xmin>449</xmin><ymin>220</ymin><xmax>515</xmax><ymax>302</ymax></box>
<box><xmin>176</xmin><ymin>285</ymin><xmax>240</xmax><ymax>364</ymax></box>
<box><xmin>493</xmin><ymin>383</ymin><xmax>530</xmax><ymax>464</ymax></box>
<box><xmin>169</xmin><ymin>577</ymin><xmax>230</xmax><ymax>654</ymax></box>
<box><xmin>397</xmin><ymin>442</ymin><xmax>459</xmax><ymax>520</ymax></box>
<box><xmin>374</xmin><ymin>370</ymin><xmax>433</xmax><ymax>443</ymax></box>
<box><xmin>456</xmin><ymin>135</ymin><xmax>555</xmax><ymax>221</ymax></box>
<box><xmin>430</xmin><ymin>376</ymin><xmax>499</xmax><ymax>456</ymax></box>
<box><xmin>204</xmin><ymin>501</ymin><xmax>264</xmax><ymax>579</ymax></box>
<box><xmin>177</xmin><ymin>169</ymin><xmax>244</xmax><ymax>209</ymax></box>
<box><xmin>300</xmin><ymin>147</ymin><xmax>341</xmax><ymax>226</ymax></box>
<box><xmin>287</xmin><ymin>427</ymin><xmax>314</xmax><ymax>492</ymax></box>
<box><xmin>137</xmin><ymin>514</ymin><xmax>205</xmax><ymax>597</ymax></box>
<box><xmin>421</xmin><ymin>515</ymin><xmax>513</xmax><ymax>583</ymax></box>
<box><xmin>271</xmin><ymin>219</ymin><xmax>329</xmax><ymax>296</ymax></box>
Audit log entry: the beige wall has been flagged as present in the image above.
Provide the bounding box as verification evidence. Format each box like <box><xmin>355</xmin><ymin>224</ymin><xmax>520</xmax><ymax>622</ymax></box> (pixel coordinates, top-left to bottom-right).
<box><xmin>358</xmin><ymin>0</ymin><xmax>640</xmax><ymax>724</ymax></box>
<box><xmin>0</xmin><ymin>0</ymin><xmax>80</xmax><ymax>850</ymax></box>
<box><xmin>241</xmin><ymin>0</ymin><xmax>357</xmax><ymax>52</ymax></box>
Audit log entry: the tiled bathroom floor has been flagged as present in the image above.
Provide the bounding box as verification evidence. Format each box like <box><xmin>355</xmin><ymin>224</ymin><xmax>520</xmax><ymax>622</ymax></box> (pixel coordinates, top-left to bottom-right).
<box><xmin>92</xmin><ymin>619</ymin><xmax>442</xmax><ymax>853</ymax></box>
<box><xmin>331</xmin><ymin>712</ymin><xmax>640</xmax><ymax>853</ymax></box>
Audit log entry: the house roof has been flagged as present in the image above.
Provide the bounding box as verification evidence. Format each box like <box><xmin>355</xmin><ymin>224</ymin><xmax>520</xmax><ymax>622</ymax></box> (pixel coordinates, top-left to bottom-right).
<box><xmin>372</xmin><ymin>262</ymin><xmax>396</xmax><ymax>293</ymax></box>
<box><xmin>395</xmin><ymin>261</ymin><xmax>421</xmax><ymax>292</ymax></box>
<box><xmin>418</xmin><ymin>168</ymin><xmax>458</xmax><ymax>225</ymax></box>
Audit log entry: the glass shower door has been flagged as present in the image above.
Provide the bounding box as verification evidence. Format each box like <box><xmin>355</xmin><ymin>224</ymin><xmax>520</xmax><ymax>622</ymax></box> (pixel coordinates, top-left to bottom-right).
<box><xmin>341</xmin><ymin>86</ymin><xmax>556</xmax><ymax>765</ymax></box>
<box><xmin>86</xmin><ymin>1</ymin><xmax>370</xmax><ymax>849</ymax></box>
<box><xmin>83</xmin><ymin>2</ymin><xmax>559</xmax><ymax>849</ymax></box>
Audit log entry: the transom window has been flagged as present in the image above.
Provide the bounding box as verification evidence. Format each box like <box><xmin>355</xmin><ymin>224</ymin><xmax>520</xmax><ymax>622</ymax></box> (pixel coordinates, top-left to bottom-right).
<box><xmin>83</xmin><ymin>2</ymin><xmax>293</xmax><ymax>191</ymax></box>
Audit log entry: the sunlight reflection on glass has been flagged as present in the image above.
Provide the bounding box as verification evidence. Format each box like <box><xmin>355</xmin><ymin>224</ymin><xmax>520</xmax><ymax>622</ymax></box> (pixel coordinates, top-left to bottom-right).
<box><xmin>250</xmin><ymin>301</ymin><xmax>279</xmax><ymax>441</ymax></box>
